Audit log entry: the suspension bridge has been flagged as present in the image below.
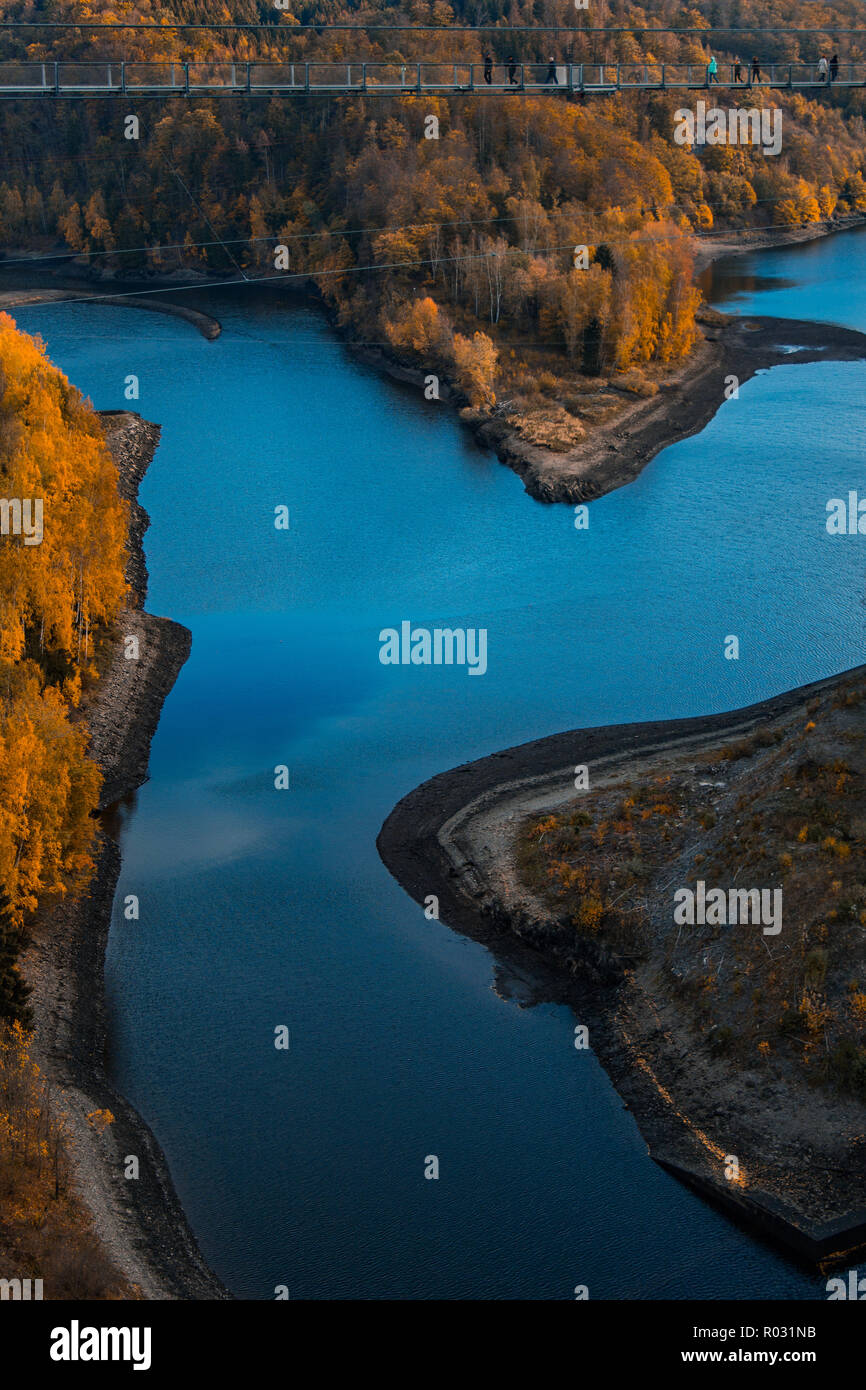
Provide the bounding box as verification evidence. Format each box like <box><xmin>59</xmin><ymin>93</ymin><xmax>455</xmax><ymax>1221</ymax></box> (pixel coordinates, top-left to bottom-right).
<box><xmin>0</xmin><ymin>59</ymin><xmax>862</xmax><ymax>99</ymax></box>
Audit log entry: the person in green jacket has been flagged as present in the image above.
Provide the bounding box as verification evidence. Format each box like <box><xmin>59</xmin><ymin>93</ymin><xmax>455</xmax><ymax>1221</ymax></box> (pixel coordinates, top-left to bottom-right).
<box><xmin>707</xmin><ymin>54</ymin><xmax>719</xmax><ymax>84</ymax></box>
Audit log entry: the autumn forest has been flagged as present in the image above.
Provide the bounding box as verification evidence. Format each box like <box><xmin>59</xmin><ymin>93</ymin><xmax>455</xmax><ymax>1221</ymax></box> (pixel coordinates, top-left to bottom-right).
<box><xmin>2</xmin><ymin>0</ymin><xmax>866</xmax><ymax>1303</ymax></box>
<box><xmin>1</xmin><ymin>0</ymin><xmax>866</xmax><ymax>406</ymax></box>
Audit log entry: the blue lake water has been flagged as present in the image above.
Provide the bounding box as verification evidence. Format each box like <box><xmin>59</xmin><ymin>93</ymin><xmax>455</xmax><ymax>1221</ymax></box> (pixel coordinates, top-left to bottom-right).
<box><xmin>14</xmin><ymin>226</ymin><xmax>866</xmax><ymax>1300</ymax></box>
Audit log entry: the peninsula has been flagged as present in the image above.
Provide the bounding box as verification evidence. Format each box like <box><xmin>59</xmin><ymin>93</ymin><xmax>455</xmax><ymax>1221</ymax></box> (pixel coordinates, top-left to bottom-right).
<box><xmin>379</xmin><ymin>664</ymin><xmax>866</xmax><ymax>1267</ymax></box>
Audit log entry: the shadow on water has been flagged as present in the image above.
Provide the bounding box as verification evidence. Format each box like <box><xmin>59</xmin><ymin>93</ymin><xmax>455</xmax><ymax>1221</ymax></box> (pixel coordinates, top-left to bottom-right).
<box><xmin>98</xmin><ymin>789</ymin><xmax>140</xmax><ymax>840</ymax></box>
<box><xmin>699</xmin><ymin>265</ymin><xmax>799</xmax><ymax>304</ymax></box>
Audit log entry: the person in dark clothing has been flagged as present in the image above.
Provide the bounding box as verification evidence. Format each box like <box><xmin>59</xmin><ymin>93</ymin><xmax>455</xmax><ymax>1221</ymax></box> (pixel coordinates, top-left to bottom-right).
<box><xmin>733</xmin><ymin>56</ymin><xmax>743</xmax><ymax>82</ymax></box>
<box><xmin>546</xmin><ymin>56</ymin><xmax>559</xmax><ymax>84</ymax></box>
<box><xmin>830</xmin><ymin>52</ymin><xmax>839</xmax><ymax>81</ymax></box>
<box><xmin>507</xmin><ymin>55</ymin><xmax>519</xmax><ymax>84</ymax></box>
<box><xmin>751</xmin><ymin>56</ymin><xmax>761</xmax><ymax>82</ymax></box>
<box><xmin>483</xmin><ymin>52</ymin><xmax>493</xmax><ymax>84</ymax></box>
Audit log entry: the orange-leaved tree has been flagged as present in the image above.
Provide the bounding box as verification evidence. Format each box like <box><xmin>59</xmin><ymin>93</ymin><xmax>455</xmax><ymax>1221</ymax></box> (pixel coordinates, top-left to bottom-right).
<box><xmin>0</xmin><ymin>313</ymin><xmax>129</xmax><ymax>933</ymax></box>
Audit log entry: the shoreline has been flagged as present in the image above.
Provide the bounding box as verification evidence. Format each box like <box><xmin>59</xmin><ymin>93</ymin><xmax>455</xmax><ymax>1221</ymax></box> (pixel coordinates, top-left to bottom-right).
<box><xmin>21</xmin><ymin>411</ymin><xmax>229</xmax><ymax>1300</ymax></box>
<box><xmin>472</xmin><ymin>311</ymin><xmax>866</xmax><ymax>504</ymax></box>
<box><xmin>4</xmin><ymin>212</ymin><xmax>866</xmax><ymax>504</ymax></box>
<box><xmin>0</xmin><ymin>284</ymin><xmax>221</xmax><ymax>340</ymax></box>
<box><xmin>377</xmin><ymin>664</ymin><xmax>866</xmax><ymax>1271</ymax></box>
<box><xmin>350</xmin><ymin>211</ymin><xmax>866</xmax><ymax>505</ymax></box>
<box><xmin>10</xmin><ymin>211</ymin><xmax>865</xmax><ymax>1296</ymax></box>
<box><xmin>692</xmin><ymin>209</ymin><xmax>866</xmax><ymax>274</ymax></box>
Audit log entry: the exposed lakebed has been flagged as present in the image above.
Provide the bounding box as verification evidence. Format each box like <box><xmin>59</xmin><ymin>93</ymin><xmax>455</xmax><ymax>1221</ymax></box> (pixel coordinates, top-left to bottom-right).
<box><xmin>14</xmin><ymin>228</ymin><xmax>866</xmax><ymax>1298</ymax></box>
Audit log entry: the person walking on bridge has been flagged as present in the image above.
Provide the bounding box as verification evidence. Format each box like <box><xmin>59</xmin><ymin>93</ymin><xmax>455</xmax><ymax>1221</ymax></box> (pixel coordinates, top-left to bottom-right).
<box><xmin>483</xmin><ymin>52</ymin><xmax>493</xmax><ymax>84</ymax></box>
<box><xmin>546</xmin><ymin>56</ymin><xmax>559</xmax><ymax>85</ymax></box>
<box><xmin>830</xmin><ymin>52</ymin><xmax>839</xmax><ymax>81</ymax></box>
<box><xmin>707</xmin><ymin>54</ymin><xmax>719</xmax><ymax>84</ymax></box>
<box><xmin>818</xmin><ymin>55</ymin><xmax>829</xmax><ymax>82</ymax></box>
<box><xmin>733</xmin><ymin>56</ymin><xmax>744</xmax><ymax>82</ymax></box>
<box><xmin>507</xmin><ymin>55</ymin><xmax>519</xmax><ymax>84</ymax></box>
<box><xmin>751</xmin><ymin>56</ymin><xmax>762</xmax><ymax>83</ymax></box>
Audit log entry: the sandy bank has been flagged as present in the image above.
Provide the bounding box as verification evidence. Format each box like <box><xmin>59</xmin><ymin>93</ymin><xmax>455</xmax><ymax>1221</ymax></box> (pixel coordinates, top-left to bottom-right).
<box><xmin>378</xmin><ymin>665</ymin><xmax>866</xmax><ymax>1270</ymax></box>
<box><xmin>21</xmin><ymin>412</ymin><xmax>229</xmax><ymax>1300</ymax></box>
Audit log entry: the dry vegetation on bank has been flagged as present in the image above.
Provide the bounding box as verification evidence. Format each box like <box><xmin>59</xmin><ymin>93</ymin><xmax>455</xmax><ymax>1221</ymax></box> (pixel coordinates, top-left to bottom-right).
<box><xmin>0</xmin><ymin>1022</ymin><xmax>132</xmax><ymax>1298</ymax></box>
<box><xmin>519</xmin><ymin>672</ymin><xmax>866</xmax><ymax>1101</ymax></box>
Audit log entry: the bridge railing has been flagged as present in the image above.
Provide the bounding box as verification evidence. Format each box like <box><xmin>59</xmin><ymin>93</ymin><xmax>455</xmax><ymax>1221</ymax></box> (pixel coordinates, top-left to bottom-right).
<box><xmin>653</xmin><ymin>63</ymin><xmax>703</xmax><ymax>86</ymax></box>
<box><xmin>785</xmin><ymin>61</ymin><xmax>862</xmax><ymax>85</ymax></box>
<box><xmin>187</xmin><ymin>62</ymin><xmax>249</xmax><ymax>91</ymax></box>
<box><xmin>684</xmin><ymin>60</ymin><xmax>864</xmax><ymax>87</ymax></box>
<box><xmin>0</xmin><ymin>62</ymin><xmax>51</xmax><ymax>92</ymax></box>
<box><xmin>304</xmin><ymin>62</ymin><xmax>367</xmax><ymax>90</ymax></box>
<box><xmin>1</xmin><ymin>58</ymin><xmax>865</xmax><ymax>95</ymax></box>
<box><xmin>653</xmin><ymin>63</ymin><xmax>740</xmax><ymax>86</ymax></box>
<box><xmin>577</xmin><ymin>65</ymin><xmax>618</xmax><ymax>88</ymax></box>
<box><xmin>57</xmin><ymin>62</ymin><xmax>123</xmax><ymax>91</ymax></box>
<box><xmin>417</xmin><ymin>63</ymin><xmax>473</xmax><ymax>89</ymax></box>
<box><xmin>618</xmin><ymin>64</ymin><xmax>665</xmax><ymax>88</ymax></box>
<box><xmin>248</xmin><ymin>62</ymin><xmax>305</xmax><ymax>90</ymax></box>
<box><xmin>123</xmin><ymin>62</ymin><xmax>187</xmax><ymax>92</ymax></box>
<box><xmin>363</xmin><ymin>63</ymin><xmax>421</xmax><ymax>90</ymax></box>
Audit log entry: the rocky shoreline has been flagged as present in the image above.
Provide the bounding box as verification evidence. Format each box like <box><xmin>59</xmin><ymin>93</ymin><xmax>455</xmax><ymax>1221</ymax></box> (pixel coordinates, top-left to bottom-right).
<box><xmin>377</xmin><ymin>665</ymin><xmax>866</xmax><ymax>1271</ymax></box>
<box><xmin>471</xmin><ymin>311</ymin><xmax>866</xmax><ymax>504</ymax></box>
<box><xmin>21</xmin><ymin>412</ymin><xmax>229</xmax><ymax>1300</ymax></box>
<box><xmin>350</xmin><ymin>213</ymin><xmax>866</xmax><ymax>505</ymax></box>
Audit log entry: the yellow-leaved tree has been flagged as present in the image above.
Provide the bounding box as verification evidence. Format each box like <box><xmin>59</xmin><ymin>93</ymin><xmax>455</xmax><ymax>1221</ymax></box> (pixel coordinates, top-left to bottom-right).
<box><xmin>0</xmin><ymin>313</ymin><xmax>128</xmax><ymax>930</ymax></box>
<box><xmin>452</xmin><ymin>331</ymin><xmax>498</xmax><ymax>409</ymax></box>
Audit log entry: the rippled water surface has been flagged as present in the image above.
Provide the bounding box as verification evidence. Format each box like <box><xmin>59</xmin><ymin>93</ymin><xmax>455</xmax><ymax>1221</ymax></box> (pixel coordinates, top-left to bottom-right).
<box><xmin>15</xmin><ymin>231</ymin><xmax>866</xmax><ymax>1298</ymax></box>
